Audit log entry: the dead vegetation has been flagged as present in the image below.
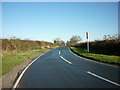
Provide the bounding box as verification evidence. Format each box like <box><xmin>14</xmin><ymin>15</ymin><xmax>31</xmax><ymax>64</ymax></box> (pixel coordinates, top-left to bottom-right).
<box><xmin>2</xmin><ymin>37</ymin><xmax>57</xmax><ymax>55</ymax></box>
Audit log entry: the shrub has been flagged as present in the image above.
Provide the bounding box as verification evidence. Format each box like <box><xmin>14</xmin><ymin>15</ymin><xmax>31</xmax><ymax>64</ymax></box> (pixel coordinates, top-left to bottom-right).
<box><xmin>2</xmin><ymin>38</ymin><xmax>57</xmax><ymax>54</ymax></box>
<box><xmin>74</xmin><ymin>40</ymin><xmax>120</xmax><ymax>56</ymax></box>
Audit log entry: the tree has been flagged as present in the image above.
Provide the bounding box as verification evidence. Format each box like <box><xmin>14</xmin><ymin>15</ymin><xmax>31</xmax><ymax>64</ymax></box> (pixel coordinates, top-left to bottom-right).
<box><xmin>53</xmin><ymin>38</ymin><xmax>61</xmax><ymax>44</ymax></box>
<box><xmin>103</xmin><ymin>34</ymin><xmax>120</xmax><ymax>40</ymax></box>
<box><xmin>66</xmin><ymin>41</ymin><xmax>70</xmax><ymax>46</ymax></box>
<box><xmin>103</xmin><ymin>35</ymin><xmax>107</xmax><ymax>40</ymax></box>
<box><xmin>53</xmin><ymin>38</ymin><xmax>65</xmax><ymax>46</ymax></box>
<box><xmin>59</xmin><ymin>40</ymin><xmax>65</xmax><ymax>46</ymax></box>
<box><xmin>69</xmin><ymin>35</ymin><xmax>82</xmax><ymax>46</ymax></box>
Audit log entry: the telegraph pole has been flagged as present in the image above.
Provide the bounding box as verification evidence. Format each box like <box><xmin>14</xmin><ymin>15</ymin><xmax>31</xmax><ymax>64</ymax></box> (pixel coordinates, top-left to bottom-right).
<box><xmin>86</xmin><ymin>32</ymin><xmax>89</xmax><ymax>52</ymax></box>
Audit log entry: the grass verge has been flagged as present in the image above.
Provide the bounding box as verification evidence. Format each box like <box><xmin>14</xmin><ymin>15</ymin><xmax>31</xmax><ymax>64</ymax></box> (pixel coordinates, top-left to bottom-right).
<box><xmin>2</xmin><ymin>47</ymin><xmax>57</xmax><ymax>76</ymax></box>
<box><xmin>70</xmin><ymin>47</ymin><xmax>120</xmax><ymax>65</ymax></box>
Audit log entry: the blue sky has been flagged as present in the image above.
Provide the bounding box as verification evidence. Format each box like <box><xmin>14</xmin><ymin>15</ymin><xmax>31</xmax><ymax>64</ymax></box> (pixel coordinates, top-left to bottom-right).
<box><xmin>2</xmin><ymin>2</ymin><xmax>118</xmax><ymax>43</ymax></box>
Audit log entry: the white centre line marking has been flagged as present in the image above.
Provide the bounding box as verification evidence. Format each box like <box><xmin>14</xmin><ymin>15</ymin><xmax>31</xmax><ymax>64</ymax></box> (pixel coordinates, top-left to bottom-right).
<box><xmin>60</xmin><ymin>56</ymin><xmax>72</xmax><ymax>64</ymax></box>
<box><xmin>59</xmin><ymin>51</ymin><xmax>61</xmax><ymax>55</ymax></box>
<box><xmin>86</xmin><ymin>71</ymin><xmax>120</xmax><ymax>87</ymax></box>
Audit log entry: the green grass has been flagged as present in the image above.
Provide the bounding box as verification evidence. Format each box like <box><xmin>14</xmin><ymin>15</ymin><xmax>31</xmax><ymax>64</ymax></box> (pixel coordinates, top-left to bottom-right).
<box><xmin>2</xmin><ymin>47</ymin><xmax>57</xmax><ymax>76</ymax></box>
<box><xmin>70</xmin><ymin>47</ymin><xmax>120</xmax><ymax>64</ymax></box>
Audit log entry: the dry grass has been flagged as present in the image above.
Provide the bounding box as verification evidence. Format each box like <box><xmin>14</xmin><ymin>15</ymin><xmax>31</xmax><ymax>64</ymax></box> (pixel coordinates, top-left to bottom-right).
<box><xmin>2</xmin><ymin>38</ymin><xmax>57</xmax><ymax>54</ymax></box>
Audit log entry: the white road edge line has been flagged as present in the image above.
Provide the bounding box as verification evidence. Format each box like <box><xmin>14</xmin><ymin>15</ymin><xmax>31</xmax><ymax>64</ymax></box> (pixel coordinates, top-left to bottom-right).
<box><xmin>12</xmin><ymin>53</ymin><xmax>46</xmax><ymax>90</ymax></box>
<box><xmin>86</xmin><ymin>71</ymin><xmax>120</xmax><ymax>87</ymax></box>
<box><xmin>68</xmin><ymin>47</ymin><xmax>119</xmax><ymax>68</ymax></box>
<box><xmin>60</xmin><ymin>56</ymin><xmax>72</xmax><ymax>64</ymax></box>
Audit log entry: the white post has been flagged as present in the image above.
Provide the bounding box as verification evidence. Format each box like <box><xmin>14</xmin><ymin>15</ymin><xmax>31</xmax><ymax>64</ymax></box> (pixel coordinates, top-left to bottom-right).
<box><xmin>87</xmin><ymin>38</ymin><xmax>89</xmax><ymax>52</ymax></box>
<box><xmin>86</xmin><ymin>32</ymin><xmax>89</xmax><ymax>52</ymax></box>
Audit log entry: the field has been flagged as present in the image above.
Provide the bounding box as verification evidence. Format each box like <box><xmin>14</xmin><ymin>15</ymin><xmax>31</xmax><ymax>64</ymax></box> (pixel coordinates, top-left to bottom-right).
<box><xmin>70</xmin><ymin>47</ymin><xmax>120</xmax><ymax>65</ymax></box>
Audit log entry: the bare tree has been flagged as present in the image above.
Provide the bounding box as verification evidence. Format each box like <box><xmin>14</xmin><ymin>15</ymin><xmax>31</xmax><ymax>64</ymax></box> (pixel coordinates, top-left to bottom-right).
<box><xmin>66</xmin><ymin>41</ymin><xmax>70</xmax><ymax>46</ymax></box>
<box><xmin>69</xmin><ymin>35</ymin><xmax>82</xmax><ymax>46</ymax></box>
<box><xmin>53</xmin><ymin>38</ymin><xmax>61</xmax><ymax>44</ymax></box>
<box><xmin>103</xmin><ymin>34</ymin><xmax>120</xmax><ymax>40</ymax></box>
<box><xmin>53</xmin><ymin>38</ymin><xmax>65</xmax><ymax>46</ymax></box>
<box><xmin>59</xmin><ymin>40</ymin><xmax>65</xmax><ymax>46</ymax></box>
<box><xmin>103</xmin><ymin>35</ymin><xmax>107</xmax><ymax>40</ymax></box>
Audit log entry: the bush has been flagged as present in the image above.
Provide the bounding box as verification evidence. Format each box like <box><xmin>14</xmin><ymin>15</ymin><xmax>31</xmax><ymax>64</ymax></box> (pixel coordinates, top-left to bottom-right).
<box><xmin>74</xmin><ymin>40</ymin><xmax>120</xmax><ymax>56</ymax></box>
<box><xmin>2</xmin><ymin>38</ymin><xmax>57</xmax><ymax>54</ymax></box>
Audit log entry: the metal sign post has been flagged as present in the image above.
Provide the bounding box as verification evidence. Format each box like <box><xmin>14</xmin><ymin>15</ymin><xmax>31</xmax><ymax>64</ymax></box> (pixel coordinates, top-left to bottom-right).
<box><xmin>86</xmin><ymin>32</ymin><xmax>89</xmax><ymax>52</ymax></box>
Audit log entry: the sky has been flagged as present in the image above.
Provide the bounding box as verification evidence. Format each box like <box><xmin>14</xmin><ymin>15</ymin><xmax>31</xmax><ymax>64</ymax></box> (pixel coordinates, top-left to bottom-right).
<box><xmin>2</xmin><ymin>2</ymin><xmax>118</xmax><ymax>43</ymax></box>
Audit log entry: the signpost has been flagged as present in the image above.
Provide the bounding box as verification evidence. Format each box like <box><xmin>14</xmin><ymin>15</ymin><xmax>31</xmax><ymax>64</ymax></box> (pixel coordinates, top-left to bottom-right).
<box><xmin>86</xmin><ymin>32</ymin><xmax>89</xmax><ymax>52</ymax></box>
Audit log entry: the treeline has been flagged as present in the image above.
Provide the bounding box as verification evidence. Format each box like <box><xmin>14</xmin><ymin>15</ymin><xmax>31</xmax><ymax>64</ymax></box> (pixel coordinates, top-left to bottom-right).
<box><xmin>66</xmin><ymin>35</ymin><xmax>82</xmax><ymax>46</ymax></box>
<box><xmin>74</xmin><ymin>34</ymin><xmax>120</xmax><ymax>56</ymax></box>
<box><xmin>53</xmin><ymin>38</ymin><xmax>65</xmax><ymax>46</ymax></box>
<box><xmin>53</xmin><ymin>35</ymin><xmax>82</xmax><ymax>46</ymax></box>
<box><xmin>2</xmin><ymin>37</ymin><xmax>58</xmax><ymax>54</ymax></box>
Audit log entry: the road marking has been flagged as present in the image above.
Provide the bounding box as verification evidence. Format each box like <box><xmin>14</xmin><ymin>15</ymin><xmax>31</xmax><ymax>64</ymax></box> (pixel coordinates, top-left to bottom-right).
<box><xmin>59</xmin><ymin>51</ymin><xmax>61</xmax><ymax>55</ymax></box>
<box><xmin>60</xmin><ymin>56</ymin><xmax>72</xmax><ymax>64</ymax></box>
<box><xmin>86</xmin><ymin>71</ymin><xmax>120</xmax><ymax>87</ymax></box>
<box><xmin>12</xmin><ymin>53</ymin><xmax>46</xmax><ymax>90</ymax></box>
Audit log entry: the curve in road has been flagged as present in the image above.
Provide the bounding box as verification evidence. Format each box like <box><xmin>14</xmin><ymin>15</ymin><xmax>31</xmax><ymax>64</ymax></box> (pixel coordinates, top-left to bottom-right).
<box><xmin>14</xmin><ymin>46</ymin><xmax>120</xmax><ymax>88</ymax></box>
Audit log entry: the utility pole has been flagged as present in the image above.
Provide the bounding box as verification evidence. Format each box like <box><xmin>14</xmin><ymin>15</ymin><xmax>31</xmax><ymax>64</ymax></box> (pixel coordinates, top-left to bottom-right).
<box><xmin>86</xmin><ymin>32</ymin><xmax>89</xmax><ymax>52</ymax></box>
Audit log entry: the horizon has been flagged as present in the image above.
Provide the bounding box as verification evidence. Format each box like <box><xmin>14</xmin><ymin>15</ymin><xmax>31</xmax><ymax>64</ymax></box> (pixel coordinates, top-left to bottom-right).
<box><xmin>2</xmin><ymin>2</ymin><xmax>118</xmax><ymax>43</ymax></box>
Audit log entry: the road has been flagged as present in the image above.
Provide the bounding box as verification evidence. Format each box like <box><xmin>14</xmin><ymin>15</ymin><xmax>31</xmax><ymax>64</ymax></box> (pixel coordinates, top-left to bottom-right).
<box><xmin>16</xmin><ymin>46</ymin><xmax>120</xmax><ymax>88</ymax></box>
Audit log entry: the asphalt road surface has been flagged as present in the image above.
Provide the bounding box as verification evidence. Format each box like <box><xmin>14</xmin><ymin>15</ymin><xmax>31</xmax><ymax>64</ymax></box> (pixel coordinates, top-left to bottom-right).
<box><xmin>17</xmin><ymin>46</ymin><xmax>120</xmax><ymax>88</ymax></box>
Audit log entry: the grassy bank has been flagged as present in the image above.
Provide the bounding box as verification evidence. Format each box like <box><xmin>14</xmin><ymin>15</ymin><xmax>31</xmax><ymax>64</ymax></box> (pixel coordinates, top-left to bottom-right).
<box><xmin>74</xmin><ymin>39</ymin><xmax>120</xmax><ymax>56</ymax></box>
<box><xmin>2</xmin><ymin>38</ymin><xmax>58</xmax><ymax>54</ymax></box>
<box><xmin>2</xmin><ymin>47</ymin><xmax>57</xmax><ymax>76</ymax></box>
<box><xmin>70</xmin><ymin>47</ymin><xmax>120</xmax><ymax>65</ymax></box>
